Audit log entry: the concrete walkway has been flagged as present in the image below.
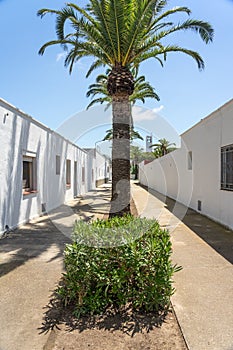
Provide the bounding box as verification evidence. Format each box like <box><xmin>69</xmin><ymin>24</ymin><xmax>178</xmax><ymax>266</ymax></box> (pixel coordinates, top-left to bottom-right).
<box><xmin>1</xmin><ymin>182</ymin><xmax>233</xmax><ymax>350</ymax></box>
<box><xmin>132</xmin><ymin>183</ymin><xmax>233</xmax><ymax>350</ymax></box>
<box><xmin>0</xmin><ymin>186</ymin><xmax>110</xmax><ymax>350</ymax></box>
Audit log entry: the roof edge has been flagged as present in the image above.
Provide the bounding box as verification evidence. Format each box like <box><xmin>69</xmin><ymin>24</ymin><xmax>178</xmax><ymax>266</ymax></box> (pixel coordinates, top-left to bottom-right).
<box><xmin>181</xmin><ymin>98</ymin><xmax>233</xmax><ymax>137</ymax></box>
<box><xmin>0</xmin><ymin>97</ymin><xmax>87</xmax><ymax>153</ymax></box>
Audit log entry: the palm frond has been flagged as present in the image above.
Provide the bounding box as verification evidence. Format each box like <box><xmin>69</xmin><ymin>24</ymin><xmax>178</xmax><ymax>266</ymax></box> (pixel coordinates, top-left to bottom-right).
<box><xmin>134</xmin><ymin>45</ymin><xmax>205</xmax><ymax>70</ymax></box>
<box><xmin>38</xmin><ymin>39</ymin><xmax>68</xmax><ymax>55</ymax></box>
<box><xmin>123</xmin><ymin>0</ymin><xmax>157</xmax><ymax>65</ymax></box>
<box><xmin>86</xmin><ymin>60</ymin><xmax>106</xmax><ymax>78</ymax></box>
<box><xmin>37</xmin><ymin>8</ymin><xmax>60</xmax><ymax>18</ymax></box>
<box><xmin>55</xmin><ymin>7</ymin><xmax>78</xmax><ymax>41</ymax></box>
<box><xmin>38</xmin><ymin>0</ymin><xmax>214</xmax><ymax>84</ymax></box>
<box><xmin>86</xmin><ymin>97</ymin><xmax>110</xmax><ymax>110</ymax></box>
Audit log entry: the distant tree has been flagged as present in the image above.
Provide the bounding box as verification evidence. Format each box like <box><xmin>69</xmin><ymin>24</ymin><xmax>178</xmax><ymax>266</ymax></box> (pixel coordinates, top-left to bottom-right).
<box><xmin>151</xmin><ymin>138</ymin><xmax>176</xmax><ymax>157</ymax></box>
<box><xmin>130</xmin><ymin>145</ymin><xmax>144</xmax><ymax>163</ymax></box>
<box><xmin>140</xmin><ymin>152</ymin><xmax>157</xmax><ymax>162</ymax></box>
<box><xmin>130</xmin><ymin>146</ymin><xmax>158</xmax><ymax>179</ymax></box>
<box><xmin>130</xmin><ymin>145</ymin><xmax>144</xmax><ymax>180</ymax></box>
<box><xmin>152</xmin><ymin>148</ymin><xmax>162</xmax><ymax>158</ymax></box>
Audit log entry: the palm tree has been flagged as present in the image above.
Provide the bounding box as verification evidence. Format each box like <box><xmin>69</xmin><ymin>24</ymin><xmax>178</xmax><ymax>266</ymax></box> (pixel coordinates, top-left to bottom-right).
<box><xmin>38</xmin><ymin>0</ymin><xmax>213</xmax><ymax>216</ymax></box>
<box><xmin>151</xmin><ymin>138</ymin><xmax>176</xmax><ymax>156</ymax></box>
<box><xmin>152</xmin><ymin>148</ymin><xmax>163</xmax><ymax>158</ymax></box>
<box><xmin>87</xmin><ymin>71</ymin><xmax>155</xmax><ymax>154</ymax></box>
<box><xmin>130</xmin><ymin>145</ymin><xmax>144</xmax><ymax>180</ymax></box>
<box><xmin>86</xmin><ymin>72</ymin><xmax>159</xmax><ymax>110</ymax></box>
<box><xmin>103</xmin><ymin>128</ymin><xmax>143</xmax><ymax>141</ymax></box>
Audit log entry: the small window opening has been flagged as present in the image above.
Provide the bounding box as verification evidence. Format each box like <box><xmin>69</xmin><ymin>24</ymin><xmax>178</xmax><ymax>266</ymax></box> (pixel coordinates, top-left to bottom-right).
<box><xmin>66</xmin><ymin>159</ymin><xmax>71</xmax><ymax>187</ymax></box>
<box><xmin>56</xmin><ymin>155</ymin><xmax>60</xmax><ymax>175</ymax></box>
<box><xmin>188</xmin><ymin>151</ymin><xmax>192</xmax><ymax>170</ymax></box>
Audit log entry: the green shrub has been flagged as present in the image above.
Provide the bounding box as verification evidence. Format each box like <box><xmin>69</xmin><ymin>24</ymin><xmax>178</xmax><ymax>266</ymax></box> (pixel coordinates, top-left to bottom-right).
<box><xmin>57</xmin><ymin>215</ymin><xmax>181</xmax><ymax>317</ymax></box>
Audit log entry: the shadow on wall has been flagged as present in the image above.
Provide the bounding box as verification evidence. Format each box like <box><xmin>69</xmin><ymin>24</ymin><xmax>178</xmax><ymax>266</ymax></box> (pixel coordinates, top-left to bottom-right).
<box><xmin>40</xmin><ymin>132</ymin><xmax>68</xmax><ymax>212</ymax></box>
<box><xmin>1</xmin><ymin>115</ymin><xmax>32</xmax><ymax>233</ymax></box>
<box><xmin>138</xmin><ymin>183</ymin><xmax>233</xmax><ymax>265</ymax></box>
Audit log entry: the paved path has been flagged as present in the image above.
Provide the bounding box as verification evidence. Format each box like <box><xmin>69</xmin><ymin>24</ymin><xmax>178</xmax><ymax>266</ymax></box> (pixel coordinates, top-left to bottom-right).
<box><xmin>132</xmin><ymin>183</ymin><xmax>233</xmax><ymax>350</ymax></box>
<box><xmin>1</xmin><ymin>182</ymin><xmax>233</xmax><ymax>350</ymax></box>
<box><xmin>0</xmin><ymin>186</ymin><xmax>110</xmax><ymax>350</ymax></box>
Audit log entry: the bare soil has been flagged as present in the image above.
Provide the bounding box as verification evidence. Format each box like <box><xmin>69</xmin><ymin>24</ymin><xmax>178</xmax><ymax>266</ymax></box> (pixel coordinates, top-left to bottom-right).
<box><xmin>42</xmin><ymin>301</ymin><xmax>187</xmax><ymax>350</ymax></box>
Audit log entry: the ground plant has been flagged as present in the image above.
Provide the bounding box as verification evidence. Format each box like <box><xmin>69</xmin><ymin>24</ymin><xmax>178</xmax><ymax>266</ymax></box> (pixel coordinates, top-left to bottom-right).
<box><xmin>57</xmin><ymin>215</ymin><xmax>181</xmax><ymax>318</ymax></box>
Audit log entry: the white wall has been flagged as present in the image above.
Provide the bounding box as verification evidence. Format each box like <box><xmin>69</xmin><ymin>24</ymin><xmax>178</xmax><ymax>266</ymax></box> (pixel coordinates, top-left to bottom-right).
<box><xmin>85</xmin><ymin>148</ymin><xmax>110</xmax><ymax>188</ymax></box>
<box><xmin>139</xmin><ymin>99</ymin><xmax>233</xmax><ymax>230</ymax></box>
<box><xmin>95</xmin><ymin>149</ymin><xmax>110</xmax><ymax>186</ymax></box>
<box><xmin>0</xmin><ymin>99</ymin><xmax>97</xmax><ymax>234</ymax></box>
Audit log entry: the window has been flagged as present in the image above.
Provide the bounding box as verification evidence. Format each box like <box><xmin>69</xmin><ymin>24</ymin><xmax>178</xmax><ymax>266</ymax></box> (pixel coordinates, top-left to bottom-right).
<box><xmin>82</xmin><ymin>167</ymin><xmax>85</xmax><ymax>183</ymax></box>
<box><xmin>92</xmin><ymin>168</ymin><xmax>94</xmax><ymax>182</ymax></box>
<box><xmin>66</xmin><ymin>159</ymin><xmax>71</xmax><ymax>187</ymax></box>
<box><xmin>56</xmin><ymin>155</ymin><xmax>60</xmax><ymax>175</ymax></box>
<box><xmin>221</xmin><ymin>144</ymin><xmax>233</xmax><ymax>191</ymax></box>
<box><xmin>22</xmin><ymin>154</ymin><xmax>37</xmax><ymax>194</ymax></box>
<box><xmin>188</xmin><ymin>151</ymin><xmax>192</xmax><ymax>170</ymax></box>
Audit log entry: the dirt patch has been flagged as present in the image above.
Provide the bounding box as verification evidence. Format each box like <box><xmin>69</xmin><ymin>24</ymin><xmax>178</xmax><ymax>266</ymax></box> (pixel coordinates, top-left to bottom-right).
<box><xmin>42</xmin><ymin>297</ymin><xmax>187</xmax><ymax>350</ymax></box>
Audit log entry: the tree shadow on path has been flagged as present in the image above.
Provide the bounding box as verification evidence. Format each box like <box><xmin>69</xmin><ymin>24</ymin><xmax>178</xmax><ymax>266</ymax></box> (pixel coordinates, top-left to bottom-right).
<box><xmin>39</xmin><ymin>288</ymin><xmax>168</xmax><ymax>338</ymax></box>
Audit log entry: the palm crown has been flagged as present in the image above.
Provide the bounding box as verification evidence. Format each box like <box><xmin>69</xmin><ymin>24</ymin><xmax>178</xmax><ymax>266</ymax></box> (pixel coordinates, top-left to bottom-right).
<box><xmin>38</xmin><ymin>0</ymin><xmax>214</xmax><ymax>80</ymax></box>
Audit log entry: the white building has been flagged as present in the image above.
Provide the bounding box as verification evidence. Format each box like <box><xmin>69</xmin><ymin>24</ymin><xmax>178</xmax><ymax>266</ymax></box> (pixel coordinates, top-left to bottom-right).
<box><xmin>84</xmin><ymin>148</ymin><xmax>110</xmax><ymax>188</ymax></box>
<box><xmin>0</xmin><ymin>98</ymin><xmax>109</xmax><ymax>235</ymax></box>
<box><xmin>139</xmin><ymin>99</ymin><xmax>233</xmax><ymax>230</ymax></box>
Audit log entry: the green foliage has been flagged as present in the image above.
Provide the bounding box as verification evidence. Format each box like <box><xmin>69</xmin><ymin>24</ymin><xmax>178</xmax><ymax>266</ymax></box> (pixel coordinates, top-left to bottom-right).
<box><xmin>130</xmin><ymin>145</ymin><xmax>157</xmax><ymax>163</ymax></box>
<box><xmin>57</xmin><ymin>216</ymin><xmax>181</xmax><ymax>317</ymax></box>
<box><xmin>150</xmin><ymin>138</ymin><xmax>177</xmax><ymax>157</ymax></box>
<box><xmin>38</xmin><ymin>1</ymin><xmax>214</xmax><ymax>75</ymax></box>
<box><xmin>103</xmin><ymin>127</ymin><xmax>143</xmax><ymax>142</ymax></box>
<box><xmin>86</xmin><ymin>73</ymin><xmax>160</xmax><ymax>110</ymax></box>
<box><xmin>131</xmin><ymin>164</ymin><xmax>136</xmax><ymax>174</ymax></box>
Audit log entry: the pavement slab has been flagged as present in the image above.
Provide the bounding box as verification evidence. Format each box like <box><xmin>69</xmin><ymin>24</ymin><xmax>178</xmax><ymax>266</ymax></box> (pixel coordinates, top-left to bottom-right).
<box><xmin>0</xmin><ymin>185</ymin><xmax>111</xmax><ymax>350</ymax></box>
<box><xmin>1</xmin><ymin>182</ymin><xmax>233</xmax><ymax>350</ymax></box>
<box><xmin>132</xmin><ymin>182</ymin><xmax>233</xmax><ymax>350</ymax></box>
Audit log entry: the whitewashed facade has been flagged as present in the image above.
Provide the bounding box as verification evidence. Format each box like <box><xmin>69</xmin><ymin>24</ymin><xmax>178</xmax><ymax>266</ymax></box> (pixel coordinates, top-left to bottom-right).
<box><xmin>139</xmin><ymin>99</ymin><xmax>233</xmax><ymax>230</ymax></box>
<box><xmin>84</xmin><ymin>148</ymin><xmax>110</xmax><ymax>188</ymax></box>
<box><xmin>0</xmin><ymin>98</ymin><xmax>109</xmax><ymax>234</ymax></box>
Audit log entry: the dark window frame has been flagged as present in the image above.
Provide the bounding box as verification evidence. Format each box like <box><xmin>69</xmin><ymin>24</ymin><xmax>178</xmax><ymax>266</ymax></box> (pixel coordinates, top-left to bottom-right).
<box><xmin>66</xmin><ymin>159</ymin><xmax>71</xmax><ymax>187</ymax></box>
<box><xmin>188</xmin><ymin>151</ymin><xmax>192</xmax><ymax>170</ymax></box>
<box><xmin>221</xmin><ymin>144</ymin><xmax>233</xmax><ymax>191</ymax></box>
<box><xmin>56</xmin><ymin>155</ymin><xmax>61</xmax><ymax>175</ymax></box>
<box><xmin>82</xmin><ymin>166</ymin><xmax>85</xmax><ymax>183</ymax></box>
<box><xmin>22</xmin><ymin>154</ymin><xmax>37</xmax><ymax>195</ymax></box>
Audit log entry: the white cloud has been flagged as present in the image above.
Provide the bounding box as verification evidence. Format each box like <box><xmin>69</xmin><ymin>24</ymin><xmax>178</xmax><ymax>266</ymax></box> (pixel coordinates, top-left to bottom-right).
<box><xmin>133</xmin><ymin>105</ymin><xmax>164</xmax><ymax>122</ymax></box>
<box><xmin>56</xmin><ymin>54</ymin><xmax>87</xmax><ymax>71</ymax></box>
<box><xmin>56</xmin><ymin>52</ymin><xmax>66</xmax><ymax>62</ymax></box>
<box><xmin>152</xmin><ymin>105</ymin><xmax>164</xmax><ymax>114</ymax></box>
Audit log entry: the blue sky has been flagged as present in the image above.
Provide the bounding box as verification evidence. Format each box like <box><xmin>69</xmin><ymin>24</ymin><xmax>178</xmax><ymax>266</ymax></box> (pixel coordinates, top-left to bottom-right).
<box><xmin>0</xmin><ymin>0</ymin><xmax>233</xmax><ymax>149</ymax></box>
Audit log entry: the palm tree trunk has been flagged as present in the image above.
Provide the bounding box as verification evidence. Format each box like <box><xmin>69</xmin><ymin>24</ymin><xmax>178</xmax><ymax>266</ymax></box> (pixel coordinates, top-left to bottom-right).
<box><xmin>110</xmin><ymin>94</ymin><xmax>131</xmax><ymax>216</ymax></box>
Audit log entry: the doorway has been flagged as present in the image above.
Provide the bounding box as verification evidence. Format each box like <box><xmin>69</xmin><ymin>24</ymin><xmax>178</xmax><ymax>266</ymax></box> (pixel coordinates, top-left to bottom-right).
<box><xmin>74</xmin><ymin>161</ymin><xmax>78</xmax><ymax>197</ymax></box>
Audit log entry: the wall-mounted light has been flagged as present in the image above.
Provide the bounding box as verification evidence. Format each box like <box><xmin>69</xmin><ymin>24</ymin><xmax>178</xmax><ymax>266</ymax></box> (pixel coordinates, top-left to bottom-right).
<box><xmin>3</xmin><ymin>113</ymin><xmax>9</xmax><ymax>124</ymax></box>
